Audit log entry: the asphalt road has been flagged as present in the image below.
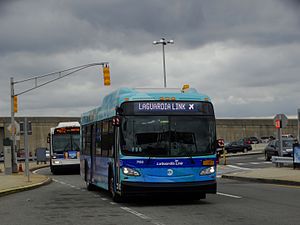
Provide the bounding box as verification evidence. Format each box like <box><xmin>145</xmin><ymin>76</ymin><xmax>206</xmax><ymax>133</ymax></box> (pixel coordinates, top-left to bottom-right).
<box><xmin>224</xmin><ymin>153</ymin><xmax>273</xmax><ymax>168</ymax></box>
<box><xmin>0</xmin><ymin>164</ymin><xmax>299</xmax><ymax>225</ymax></box>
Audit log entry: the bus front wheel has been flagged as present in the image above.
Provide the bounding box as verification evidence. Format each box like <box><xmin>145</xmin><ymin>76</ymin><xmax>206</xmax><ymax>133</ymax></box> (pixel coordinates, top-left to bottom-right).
<box><xmin>109</xmin><ymin>175</ymin><xmax>123</xmax><ymax>202</ymax></box>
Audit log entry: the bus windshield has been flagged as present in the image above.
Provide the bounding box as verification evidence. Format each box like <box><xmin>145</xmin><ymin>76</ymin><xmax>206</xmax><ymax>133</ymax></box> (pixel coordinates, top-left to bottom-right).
<box><xmin>120</xmin><ymin>116</ymin><xmax>216</xmax><ymax>157</ymax></box>
<box><xmin>52</xmin><ymin>134</ymin><xmax>80</xmax><ymax>153</ymax></box>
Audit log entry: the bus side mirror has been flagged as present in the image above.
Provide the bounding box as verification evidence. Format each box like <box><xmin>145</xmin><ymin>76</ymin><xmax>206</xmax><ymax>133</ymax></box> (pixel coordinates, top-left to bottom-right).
<box><xmin>112</xmin><ymin>116</ymin><xmax>121</xmax><ymax>127</ymax></box>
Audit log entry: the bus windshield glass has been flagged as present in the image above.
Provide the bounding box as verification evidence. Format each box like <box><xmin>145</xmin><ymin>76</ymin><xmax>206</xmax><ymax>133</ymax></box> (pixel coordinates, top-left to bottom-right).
<box><xmin>52</xmin><ymin>134</ymin><xmax>80</xmax><ymax>153</ymax></box>
<box><xmin>120</xmin><ymin>115</ymin><xmax>216</xmax><ymax>157</ymax></box>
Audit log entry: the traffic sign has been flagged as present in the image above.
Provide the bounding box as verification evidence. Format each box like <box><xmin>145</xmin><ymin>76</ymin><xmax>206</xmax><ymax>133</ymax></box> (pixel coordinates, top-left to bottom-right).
<box><xmin>7</xmin><ymin>121</ymin><xmax>20</xmax><ymax>135</ymax></box>
<box><xmin>273</xmin><ymin>114</ymin><xmax>288</xmax><ymax>128</ymax></box>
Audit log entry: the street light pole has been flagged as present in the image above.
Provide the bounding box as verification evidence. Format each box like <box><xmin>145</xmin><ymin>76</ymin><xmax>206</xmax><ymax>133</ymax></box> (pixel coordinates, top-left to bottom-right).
<box><xmin>153</xmin><ymin>38</ymin><xmax>174</xmax><ymax>88</ymax></box>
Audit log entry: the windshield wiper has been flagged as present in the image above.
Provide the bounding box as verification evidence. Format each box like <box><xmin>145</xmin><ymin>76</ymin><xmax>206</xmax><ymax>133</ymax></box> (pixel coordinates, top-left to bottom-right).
<box><xmin>186</xmin><ymin>151</ymin><xmax>195</xmax><ymax>164</ymax></box>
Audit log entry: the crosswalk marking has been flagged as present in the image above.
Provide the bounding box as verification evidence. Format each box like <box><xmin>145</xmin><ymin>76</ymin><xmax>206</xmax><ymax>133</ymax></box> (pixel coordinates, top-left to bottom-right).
<box><xmin>236</xmin><ymin>161</ymin><xmax>272</xmax><ymax>166</ymax></box>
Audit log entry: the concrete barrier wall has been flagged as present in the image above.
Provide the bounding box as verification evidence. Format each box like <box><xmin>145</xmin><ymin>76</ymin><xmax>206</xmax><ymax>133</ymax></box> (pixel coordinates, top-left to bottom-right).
<box><xmin>0</xmin><ymin>117</ymin><xmax>298</xmax><ymax>155</ymax></box>
<box><xmin>216</xmin><ymin>119</ymin><xmax>298</xmax><ymax>142</ymax></box>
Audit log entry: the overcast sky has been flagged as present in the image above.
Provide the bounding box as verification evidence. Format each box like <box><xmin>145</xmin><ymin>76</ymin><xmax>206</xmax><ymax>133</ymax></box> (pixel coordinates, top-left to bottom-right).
<box><xmin>1</xmin><ymin>0</ymin><xmax>300</xmax><ymax>118</ymax></box>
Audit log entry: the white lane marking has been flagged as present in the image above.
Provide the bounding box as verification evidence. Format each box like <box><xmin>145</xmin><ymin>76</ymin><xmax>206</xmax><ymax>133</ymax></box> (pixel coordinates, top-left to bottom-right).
<box><xmin>110</xmin><ymin>202</ymin><xmax>117</xmax><ymax>205</ymax></box>
<box><xmin>236</xmin><ymin>163</ymin><xmax>246</xmax><ymax>165</ymax></box>
<box><xmin>101</xmin><ymin>198</ymin><xmax>108</xmax><ymax>201</ymax></box>
<box><xmin>120</xmin><ymin>207</ymin><xmax>151</xmax><ymax>220</ymax></box>
<box><xmin>120</xmin><ymin>207</ymin><xmax>167</xmax><ymax>225</ymax></box>
<box><xmin>226</xmin><ymin>165</ymin><xmax>253</xmax><ymax>170</ymax></box>
<box><xmin>250</xmin><ymin>162</ymin><xmax>260</xmax><ymax>165</ymax></box>
<box><xmin>217</xmin><ymin>192</ymin><xmax>242</xmax><ymax>199</ymax></box>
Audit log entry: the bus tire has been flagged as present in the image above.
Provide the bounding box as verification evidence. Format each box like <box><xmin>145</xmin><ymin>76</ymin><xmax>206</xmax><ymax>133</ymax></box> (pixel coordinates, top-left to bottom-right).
<box><xmin>85</xmin><ymin>161</ymin><xmax>95</xmax><ymax>191</ymax></box>
<box><xmin>194</xmin><ymin>193</ymin><xmax>206</xmax><ymax>200</ymax></box>
<box><xmin>86</xmin><ymin>181</ymin><xmax>95</xmax><ymax>191</ymax></box>
<box><xmin>51</xmin><ymin>167</ymin><xmax>58</xmax><ymax>175</ymax></box>
<box><xmin>109</xmin><ymin>173</ymin><xmax>123</xmax><ymax>203</ymax></box>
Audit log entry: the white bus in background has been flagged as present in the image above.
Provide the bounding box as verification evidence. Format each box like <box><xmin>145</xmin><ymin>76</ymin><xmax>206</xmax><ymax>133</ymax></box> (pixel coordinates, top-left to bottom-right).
<box><xmin>49</xmin><ymin>122</ymin><xmax>80</xmax><ymax>174</ymax></box>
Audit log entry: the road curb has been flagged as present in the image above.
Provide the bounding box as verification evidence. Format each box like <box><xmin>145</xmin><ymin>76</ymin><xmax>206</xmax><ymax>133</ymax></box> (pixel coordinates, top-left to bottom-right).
<box><xmin>0</xmin><ymin>167</ymin><xmax>52</xmax><ymax>197</ymax></box>
<box><xmin>221</xmin><ymin>174</ymin><xmax>300</xmax><ymax>186</ymax></box>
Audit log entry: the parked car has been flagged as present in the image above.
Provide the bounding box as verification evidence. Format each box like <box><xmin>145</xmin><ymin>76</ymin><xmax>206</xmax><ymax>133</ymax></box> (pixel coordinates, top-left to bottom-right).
<box><xmin>239</xmin><ymin>137</ymin><xmax>261</xmax><ymax>144</ymax></box>
<box><xmin>248</xmin><ymin>136</ymin><xmax>261</xmax><ymax>144</ymax></box>
<box><xmin>260</xmin><ymin>136</ymin><xmax>275</xmax><ymax>143</ymax></box>
<box><xmin>224</xmin><ymin>140</ymin><xmax>252</xmax><ymax>153</ymax></box>
<box><xmin>264</xmin><ymin>138</ymin><xmax>296</xmax><ymax>161</ymax></box>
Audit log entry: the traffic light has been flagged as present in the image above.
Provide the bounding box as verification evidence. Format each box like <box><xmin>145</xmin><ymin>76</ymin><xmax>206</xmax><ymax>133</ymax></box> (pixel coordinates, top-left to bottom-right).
<box><xmin>13</xmin><ymin>95</ymin><xmax>18</xmax><ymax>113</ymax></box>
<box><xmin>275</xmin><ymin>119</ymin><xmax>281</xmax><ymax>129</ymax></box>
<box><xmin>103</xmin><ymin>65</ymin><xmax>111</xmax><ymax>86</ymax></box>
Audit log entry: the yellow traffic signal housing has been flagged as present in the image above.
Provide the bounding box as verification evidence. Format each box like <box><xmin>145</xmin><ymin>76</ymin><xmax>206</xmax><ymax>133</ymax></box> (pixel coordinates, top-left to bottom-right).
<box><xmin>13</xmin><ymin>95</ymin><xmax>18</xmax><ymax>113</ymax></box>
<box><xmin>103</xmin><ymin>66</ymin><xmax>111</xmax><ymax>86</ymax></box>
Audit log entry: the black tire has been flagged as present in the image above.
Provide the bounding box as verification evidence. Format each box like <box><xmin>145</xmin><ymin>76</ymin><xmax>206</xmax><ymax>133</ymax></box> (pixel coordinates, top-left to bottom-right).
<box><xmin>187</xmin><ymin>193</ymin><xmax>206</xmax><ymax>201</ymax></box>
<box><xmin>51</xmin><ymin>167</ymin><xmax>58</xmax><ymax>175</ymax></box>
<box><xmin>195</xmin><ymin>193</ymin><xmax>206</xmax><ymax>200</ymax></box>
<box><xmin>265</xmin><ymin>152</ymin><xmax>271</xmax><ymax>161</ymax></box>
<box><xmin>243</xmin><ymin>148</ymin><xmax>248</xmax><ymax>153</ymax></box>
<box><xmin>86</xmin><ymin>181</ymin><xmax>95</xmax><ymax>191</ymax></box>
<box><xmin>85</xmin><ymin>161</ymin><xmax>95</xmax><ymax>191</ymax></box>
<box><xmin>109</xmin><ymin>173</ymin><xmax>123</xmax><ymax>202</ymax></box>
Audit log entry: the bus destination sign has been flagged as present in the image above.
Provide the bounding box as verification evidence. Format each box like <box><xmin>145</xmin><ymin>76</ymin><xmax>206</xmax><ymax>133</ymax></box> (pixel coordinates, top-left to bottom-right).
<box><xmin>133</xmin><ymin>101</ymin><xmax>213</xmax><ymax>115</ymax></box>
<box><xmin>54</xmin><ymin>127</ymin><xmax>80</xmax><ymax>135</ymax></box>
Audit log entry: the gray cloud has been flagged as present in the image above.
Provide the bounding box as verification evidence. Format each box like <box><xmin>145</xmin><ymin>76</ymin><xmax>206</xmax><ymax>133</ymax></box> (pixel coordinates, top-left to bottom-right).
<box><xmin>0</xmin><ymin>0</ymin><xmax>300</xmax><ymax>118</ymax></box>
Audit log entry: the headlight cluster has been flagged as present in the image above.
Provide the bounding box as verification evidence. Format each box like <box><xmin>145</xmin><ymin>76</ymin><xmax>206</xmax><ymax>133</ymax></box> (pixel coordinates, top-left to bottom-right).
<box><xmin>52</xmin><ymin>160</ymin><xmax>60</xmax><ymax>164</ymax></box>
<box><xmin>122</xmin><ymin>167</ymin><xmax>140</xmax><ymax>176</ymax></box>
<box><xmin>200</xmin><ymin>166</ymin><xmax>215</xmax><ymax>176</ymax></box>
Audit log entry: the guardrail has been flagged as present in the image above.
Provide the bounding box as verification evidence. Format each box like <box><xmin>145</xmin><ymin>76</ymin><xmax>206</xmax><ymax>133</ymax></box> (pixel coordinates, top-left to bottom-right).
<box><xmin>272</xmin><ymin>156</ymin><xmax>293</xmax><ymax>167</ymax></box>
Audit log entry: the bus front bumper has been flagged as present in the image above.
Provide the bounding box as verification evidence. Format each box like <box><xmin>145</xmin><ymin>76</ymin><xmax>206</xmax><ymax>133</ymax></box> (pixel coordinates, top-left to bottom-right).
<box><xmin>121</xmin><ymin>180</ymin><xmax>217</xmax><ymax>196</ymax></box>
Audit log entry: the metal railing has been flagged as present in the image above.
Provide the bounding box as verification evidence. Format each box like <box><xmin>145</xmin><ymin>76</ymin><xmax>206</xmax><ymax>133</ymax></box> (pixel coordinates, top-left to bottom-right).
<box><xmin>272</xmin><ymin>156</ymin><xmax>293</xmax><ymax>167</ymax></box>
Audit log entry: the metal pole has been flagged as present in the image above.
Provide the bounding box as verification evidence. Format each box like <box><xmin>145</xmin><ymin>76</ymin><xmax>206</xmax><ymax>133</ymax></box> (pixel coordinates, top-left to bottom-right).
<box><xmin>24</xmin><ymin>117</ymin><xmax>30</xmax><ymax>181</ymax></box>
<box><xmin>153</xmin><ymin>38</ymin><xmax>173</xmax><ymax>88</ymax></box>
<box><xmin>162</xmin><ymin>42</ymin><xmax>167</xmax><ymax>88</ymax></box>
<box><xmin>297</xmin><ymin>109</ymin><xmax>300</xmax><ymax>143</ymax></box>
<box><xmin>10</xmin><ymin>77</ymin><xmax>18</xmax><ymax>173</ymax></box>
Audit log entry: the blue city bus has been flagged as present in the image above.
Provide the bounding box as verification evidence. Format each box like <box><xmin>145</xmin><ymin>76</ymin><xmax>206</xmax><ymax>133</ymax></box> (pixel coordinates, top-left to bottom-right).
<box><xmin>80</xmin><ymin>87</ymin><xmax>217</xmax><ymax>201</ymax></box>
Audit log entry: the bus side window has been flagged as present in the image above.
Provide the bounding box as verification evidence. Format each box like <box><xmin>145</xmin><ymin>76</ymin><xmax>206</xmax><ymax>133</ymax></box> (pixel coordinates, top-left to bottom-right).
<box><xmin>81</xmin><ymin>126</ymin><xmax>85</xmax><ymax>154</ymax></box>
<box><xmin>101</xmin><ymin>119</ymin><xmax>114</xmax><ymax>157</ymax></box>
<box><xmin>108</xmin><ymin>120</ymin><xmax>114</xmax><ymax>157</ymax></box>
<box><xmin>101</xmin><ymin>120</ymin><xmax>109</xmax><ymax>157</ymax></box>
<box><xmin>86</xmin><ymin>125</ymin><xmax>92</xmax><ymax>155</ymax></box>
<box><xmin>96</xmin><ymin>121</ymin><xmax>102</xmax><ymax>155</ymax></box>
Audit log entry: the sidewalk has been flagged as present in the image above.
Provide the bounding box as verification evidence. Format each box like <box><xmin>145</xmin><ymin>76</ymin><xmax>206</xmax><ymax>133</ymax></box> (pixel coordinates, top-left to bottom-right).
<box><xmin>220</xmin><ymin>166</ymin><xmax>300</xmax><ymax>186</ymax></box>
<box><xmin>0</xmin><ymin>162</ymin><xmax>52</xmax><ymax>197</ymax></box>
<box><xmin>219</xmin><ymin>145</ymin><xmax>300</xmax><ymax>186</ymax></box>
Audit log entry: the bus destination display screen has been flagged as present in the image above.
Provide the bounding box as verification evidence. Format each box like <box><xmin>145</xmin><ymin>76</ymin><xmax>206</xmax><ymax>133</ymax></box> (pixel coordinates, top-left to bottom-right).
<box><xmin>54</xmin><ymin>127</ymin><xmax>80</xmax><ymax>135</ymax></box>
<box><xmin>121</xmin><ymin>101</ymin><xmax>214</xmax><ymax>115</ymax></box>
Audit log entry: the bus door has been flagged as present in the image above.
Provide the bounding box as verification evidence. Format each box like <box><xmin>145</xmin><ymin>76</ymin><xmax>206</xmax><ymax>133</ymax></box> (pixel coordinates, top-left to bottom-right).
<box><xmin>88</xmin><ymin>124</ymin><xmax>96</xmax><ymax>182</ymax></box>
<box><xmin>114</xmin><ymin>126</ymin><xmax>121</xmax><ymax>191</ymax></box>
<box><xmin>90</xmin><ymin>124</ymin><xmax>96</xmax><ymax>181</ymax></box>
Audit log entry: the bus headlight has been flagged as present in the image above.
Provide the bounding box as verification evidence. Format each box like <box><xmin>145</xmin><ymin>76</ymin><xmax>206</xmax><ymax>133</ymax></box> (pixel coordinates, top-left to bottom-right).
<box><xmin>122</xmin><ymin>167</ymin><xmax>140</xmax><ymax>176</ymax></box>
<box><xmin>52</xmin><ymin>160</ymin><xmax>60</xmax><ymax>165</ymax></box>
<box><xmin>200</xmin><ymin>166</ymin><xmax>215</xmax><ymax>176</ymax></box>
